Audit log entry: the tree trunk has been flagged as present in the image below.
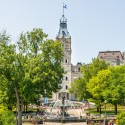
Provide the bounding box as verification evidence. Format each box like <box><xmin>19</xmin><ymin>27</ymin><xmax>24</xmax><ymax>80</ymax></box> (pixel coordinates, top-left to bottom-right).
<box><xmin>26</xmin><ymin>102</ymin><xmax>28</xmax><ymax>113</ymax></box>
<box><xmin>97</xmin><ymin>106</ymin><xmax>99</xmax><ymax>112</ymax></box>
<box><xmin>15</xmin><ymin>87</ymin><xmax>22</xmax><ymax>125</ymax></box>
<box><xmin>23</xmin><ymin>103</ymin><xmax>25</xmax><ymax>112</ymax></box>
<box><xmin>99</xmin><ymin>105</ymin><xmax>102</xmax><ymax>114</ymax></box>
<box><xmin>114</xmin><ymin>104</ymin><xmax>117</xmax><ymax>115</ymax></box>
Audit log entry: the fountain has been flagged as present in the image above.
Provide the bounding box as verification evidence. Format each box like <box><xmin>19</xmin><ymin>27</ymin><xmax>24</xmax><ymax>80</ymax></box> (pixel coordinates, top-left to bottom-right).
<box><xmin>44</xmin><ymin>94</ymin><xmax>86</xmax><ymax>123</ymax></box>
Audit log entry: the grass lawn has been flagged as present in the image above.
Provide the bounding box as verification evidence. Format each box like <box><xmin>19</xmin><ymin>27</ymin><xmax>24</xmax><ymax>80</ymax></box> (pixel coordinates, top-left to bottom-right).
<box><xmin>88</xmin><ymin>104</ymin><xmax>125</xmax><ymax>115</ymax></box>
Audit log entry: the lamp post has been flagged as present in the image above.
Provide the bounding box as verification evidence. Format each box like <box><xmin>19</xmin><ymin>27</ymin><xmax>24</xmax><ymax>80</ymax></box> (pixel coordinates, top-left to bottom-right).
<box><xmin>62</xmin><ymin>93</ymin><xmax>65</xmax><ymax>120</ymax></box>
<box><xmin>104</xmin><ymin>100</ymin><xmax>107</xmax><ymax>125</ymax></box>
<box><xmin>86</xmin><ymin>101</ymin><xmax>90</xmax><ymax>117</ymax></box>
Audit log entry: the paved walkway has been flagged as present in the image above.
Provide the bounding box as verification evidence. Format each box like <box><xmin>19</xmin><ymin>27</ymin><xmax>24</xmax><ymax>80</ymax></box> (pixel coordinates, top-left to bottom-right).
<box><xmin>23</xmin><ymin>122</ymin><xmax>87</xmax><ymax>125</ymax></box>
<box><xmin>45</xmin><ymin>122</ymin><xmax>87</xmax><ymax>125</ymax></box>
<box><xmin>44</xmin><ymin>122</ymin><xmax>87</xmax><ymax>125</ymax></box>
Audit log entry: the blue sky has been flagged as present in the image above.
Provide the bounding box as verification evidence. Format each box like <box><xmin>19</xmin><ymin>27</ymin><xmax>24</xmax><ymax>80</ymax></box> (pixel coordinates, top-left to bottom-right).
<box><xmin>0</xmin><ymin>0</ymin><xmax>125</xmax><ymax>64</ymax></box>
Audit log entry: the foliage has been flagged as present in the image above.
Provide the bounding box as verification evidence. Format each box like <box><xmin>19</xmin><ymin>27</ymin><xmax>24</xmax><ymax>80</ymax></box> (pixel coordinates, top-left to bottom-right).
<box><xmin>69</xmin><ymin>58</ymin><xmax>109</xmax><ymax>101</ymax></box>
<box><xmin>70</xmin><ymin>54</ymin><xmax>125</xmax><ymax>115</ymax></box>
<box><xmin>0</xmin><ymin>28</ymin><xmax>64</xmax><ymax>125</ymax></box>
<box><xmin>0</xmin><ymin>32</ymin><xmax>16</xmax><ymax>109</ymax></box>
<box><xmin>116</xmin><ymin>112</ymin><xmax>125</xmax><ymax>125</ymax></box>
<box><xmin>0</xmin><ymin>105</ymin><xmax>16</xmax><ymax>125</ymax></box>
<box><xmin>87</xmin><ymin>69</ymin><xmax>111</xmax><ymax>105</ymax></box>
<box><xmin>87</xmin><ymin>65</ymin><xmax>125</xmax><ymax>114</ymax></box>
<box><xmin>17</xmin><ymin>29</ymin><xmax>64</xmax><ymax>98</ymax></box>
<box><xmin>69</xmin><ymin>78</ymin><xmax>86</xmax><ymax>100</ymax></box>
<box><xmin>105</xmin><ymin>66</ymin><xmax>125</xmax><ymax>105</ymax></box>
<box><xmin>81</xmin><ymin>58</ymin><xmax>109</xmax><ymax>83</ymax></box>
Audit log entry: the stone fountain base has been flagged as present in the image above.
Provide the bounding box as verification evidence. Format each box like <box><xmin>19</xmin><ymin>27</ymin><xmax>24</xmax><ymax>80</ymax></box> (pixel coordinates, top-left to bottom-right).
<box><xmin>45</xmin><ymin>118</ymin><xmax>86</xmax><ymax>123</ymax></box>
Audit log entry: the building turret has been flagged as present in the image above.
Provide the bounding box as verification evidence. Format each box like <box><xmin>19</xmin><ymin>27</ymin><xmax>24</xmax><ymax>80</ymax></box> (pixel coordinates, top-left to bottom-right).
<box><xmin>58</xmin><ymin>15</ymin><xmax>70</xmax><ymax>38</ymax></box>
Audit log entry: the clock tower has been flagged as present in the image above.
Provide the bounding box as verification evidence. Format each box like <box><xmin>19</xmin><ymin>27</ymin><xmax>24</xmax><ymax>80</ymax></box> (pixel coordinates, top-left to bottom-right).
<box><xmin>51</xmin><ymin>11</ymin><xmax>82</xmax><ymax>101</ymax></box>
<box><xmin>56</xmin><ymin>14</ymin><xmax>72</xmax><ymax>100</ymax></box>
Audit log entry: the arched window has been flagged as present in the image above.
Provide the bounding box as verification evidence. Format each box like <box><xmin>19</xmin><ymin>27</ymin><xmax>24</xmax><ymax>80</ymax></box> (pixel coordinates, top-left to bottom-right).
<box><xmin>62</xmin><ymin>31</ymin><xmax>66</xmax><ymax>36</ymax></box>
<box><xmin>78</xmin><ymin>67</ymin><xmax>80</xmax><ymax>72</ymax></box>
<box><xmin>66</xmin><ymin>76</ymin><xmax>68</xmax><ymax>81</ymax></box>
<box><xmin>65</xmin><ymin>59</ymin><xmax>68</xmax><ymax>63</ymax></box>
<box><xmin>58</xmin><ymin>93</ymin><xmax>61</xmax><ymax>100</ymax></box>
<box><xmin>66</xmin><ymin>85</ymin><xmax>68</xmax><ymax>89</ymax></box>
<box><xmin>67</xmin><ymin>93</ymin><xmax>69</xmax><ymax>99</ymax></box>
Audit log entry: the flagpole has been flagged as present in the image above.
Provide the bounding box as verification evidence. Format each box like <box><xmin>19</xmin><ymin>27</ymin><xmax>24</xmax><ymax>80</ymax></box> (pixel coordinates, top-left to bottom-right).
<box><xmin>63</xmin><ymin>3</ymin><xmax>64</xmax><ymax>22</ymax></box>
<box><xmin>63</xmin><ymin>3</ymin><xmax>64</xmax><ymax>16</ymax></box>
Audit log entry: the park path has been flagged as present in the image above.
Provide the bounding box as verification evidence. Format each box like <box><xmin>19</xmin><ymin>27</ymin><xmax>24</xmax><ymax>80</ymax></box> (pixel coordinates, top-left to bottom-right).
<box><xmin>23</xmin><ymin>122</ymin><xmax>87</xmax><ymax>125</ymax></box>
<box><xmin>44</xmin><ymin>122</ymin><xmax>87</xmax><ymax>125</ymax></box>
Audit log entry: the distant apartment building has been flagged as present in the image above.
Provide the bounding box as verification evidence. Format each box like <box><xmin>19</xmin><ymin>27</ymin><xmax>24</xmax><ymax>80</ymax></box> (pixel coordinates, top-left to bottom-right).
<box><xmin>98</xmin><ymin>51</ymin><xmax>125</xmax><ymax>66</ymax></box>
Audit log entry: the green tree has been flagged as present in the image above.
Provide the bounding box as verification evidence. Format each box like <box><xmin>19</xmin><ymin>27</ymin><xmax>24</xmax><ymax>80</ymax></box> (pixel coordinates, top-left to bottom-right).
<box><xmin>69</xmin><ymin>78</ymin><xmax>87</xmax><ymax>101</ymax></box>
<box><xmin>69</xmin><ymin>58</ymin><xmax>109</xmax><ymax>101</ymax></box>
<box><xmin>116</xmin><ymin>112</ymin><xmax>125</xmax><ymax>125</ymax></box>
<box><xmin>104</xmin><ymin>66</ymin><xmax>125</xmax><ymax>114</ymax></box>
<box><xmin>87</xmin><ymin>65</ymin><xmax>125</xmax><ymax>115</ymax></box>
<box><xmin>0</xmin><ymin>31</ymin><xmax>16</xmax><ymax>110</ymax></box>
<box><xmin>87</xmin><ymin>68</ymin><xmax>111</xmax><ymax>114</ymax></box>
<box><xmin>0</xmin><ymin>105</ymin><xmax>16</xmax><ymax>125</ymax></box>
<box><xmin>0</xmin><ymin>29</ymin><xmax>64</xmax><ymax>125</ymax></box>
<box><xmin>81</xmin><ymin>58</ymin><xmax>109</xmax><ymax>83</ymax></box>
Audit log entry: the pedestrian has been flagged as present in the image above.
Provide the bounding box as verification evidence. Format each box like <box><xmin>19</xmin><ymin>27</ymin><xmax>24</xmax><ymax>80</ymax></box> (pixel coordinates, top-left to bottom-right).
<box><xmin>111</xmin><ymin>120</ymin><xmax>114</xmax><ymax>125</ymax></box>
<box><xmin>108</xmin><ymin>121</ymin><xmax>112</xmax><ymax>125</ymax></box>
<box><xmin>108</xmin><ymin>120</ymin><xmax>114</xmax><ymax>125</ymax></box>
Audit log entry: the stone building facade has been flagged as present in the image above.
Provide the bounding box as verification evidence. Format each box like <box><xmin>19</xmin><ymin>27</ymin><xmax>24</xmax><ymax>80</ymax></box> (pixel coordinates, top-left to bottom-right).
<box><xmin>52</xmin><ymin>15</ymin><xmax>82</xmax><ymax>101</ymax></box>
<box><xmin>51</xmin><ymin>14</ymin><xmax>125</xmax><ymax>101</ymax></box>
<box><xmin>98</xmin><ymin>51</ymin><xmax>125</xmax><ymax>66</ymax></box>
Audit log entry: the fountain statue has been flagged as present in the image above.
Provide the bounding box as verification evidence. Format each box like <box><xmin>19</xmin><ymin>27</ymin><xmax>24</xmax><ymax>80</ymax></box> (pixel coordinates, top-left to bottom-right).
<box><xmin>44</xmin><ymin>93</ymin><xmax>86</xmax><ymax>123</ymax></box>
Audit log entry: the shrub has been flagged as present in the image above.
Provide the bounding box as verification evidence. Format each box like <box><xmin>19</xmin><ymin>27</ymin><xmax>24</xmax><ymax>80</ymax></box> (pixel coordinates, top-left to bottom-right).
<box><xmin>116</xmin><ymin>112</ymin><xmax>125</xmax><ymax>125</ymax></box>
<box><xmin>0</xmin><ymin>105</ymin><xmax>16</xmax><ymax>125</ymax></box>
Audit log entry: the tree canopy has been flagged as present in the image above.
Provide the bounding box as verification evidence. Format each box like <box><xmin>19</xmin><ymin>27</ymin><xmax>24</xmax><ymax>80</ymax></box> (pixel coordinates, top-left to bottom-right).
<box><xmin>87</xmin><ymin>65</ymin><xmax>125</xmax><ymax>114</ymax></box>
<box><xmin>116</xmin><ymin>112</ymin><xmax>125</xmax><ymax>125</ymax></box>
<box><xmin>69</xmin><ymin>58</ymin><xmax>109</xmax><ymax>101</ymax></box>
<box><xmin>0</xmin><ymin>28</ymin><xmax>64</xmax><ymax>125</ymax></box>
<box><xmin>0</xmin><ymin>105</ymin><xmax>16</xmax><ymax>125</ymax></box>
